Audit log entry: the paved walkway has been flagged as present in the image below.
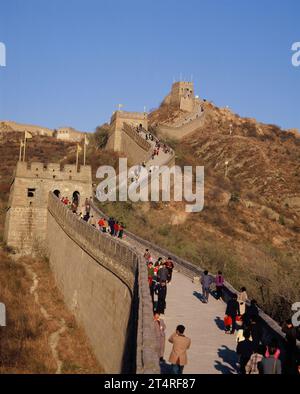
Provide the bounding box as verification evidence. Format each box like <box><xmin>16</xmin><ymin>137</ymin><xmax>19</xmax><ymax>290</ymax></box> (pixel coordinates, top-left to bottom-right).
<box><xmin>161</xmin><ymin>271</ymin><xmax>238</xmax><ymax>374</ymax></box>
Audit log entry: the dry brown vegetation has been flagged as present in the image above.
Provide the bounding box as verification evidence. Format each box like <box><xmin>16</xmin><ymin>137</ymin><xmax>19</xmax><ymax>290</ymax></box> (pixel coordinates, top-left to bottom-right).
<box><xmin>0</xmin><ymin>248</ymin><xmax>103</xmax><ymax>373</ymax></box>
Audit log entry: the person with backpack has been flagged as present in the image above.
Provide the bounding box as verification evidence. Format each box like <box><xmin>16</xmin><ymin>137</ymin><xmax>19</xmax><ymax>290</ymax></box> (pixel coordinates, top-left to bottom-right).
<box><xmin>261</xmin><ymin>346</ymin><xmax>282</xmax><ymax>374</ymax></box>
<box><xmin>215</xmin><ymin>271</ymin><xmax>224</xmax><ymax>300</ymax></box>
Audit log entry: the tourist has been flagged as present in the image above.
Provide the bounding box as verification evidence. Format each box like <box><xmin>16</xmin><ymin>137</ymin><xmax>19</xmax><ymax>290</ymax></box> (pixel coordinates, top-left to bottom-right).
<box><xmin>154</xmin><ymin>313</ymin><xmax>166</xmax><ymax>363</ymax></box>
<box><xmin>148</xmin><ymin>261</ymin><xmax>155</xmax><ymax>304</ymax></box>
<box><xmin>282</xmin><ymin>319</ymin><xmax>298</xmax><ymax>374</ymax></box>
<box><xmin>85</xmin><ymin>197</ymin><xmax>91</xmax><ymax>214</ymax></box>
<box><xmin>98</xmin><ymin>217</ymin><xmax>104</xmax><ymax>231</ymax></box>
<box><xmin>108</xmin><ymin>217</ymin><xmax>115</xmax><ymax>235</ymax></box>
<box><xmin>261</xmin><ymin>346</ymin><xmax>282</xmax><ymax>374</ymax></box>
<box><xmin>114</xmin><ymin>221</ymin><xmax>119</xmax><ymax>236</ymax></box>
<box><xmin>157</xmin><ymin>262</ymin><xmax>169</xmax><ymax>284</ymax></box>
<box><xmin>102</xmin><ymin>218</ymin><xmax>108</xmax><ymax>233</ymax></box>
<box><xmin>156</xmin><ymin>281</ymin><xmax>167</xmax><ymax>315</ymax></box>
<box><xmin>244</xmin><ymin>299</ymin><xmax>259</xmax><ymax>326</ymax></box>
<box><xmin>118</xmin><ymin>222</ymin><xmax>124</xmax><ymax>239</ymax></box>
<box><xmin>144</xmin><ymin>249</ymin><xmax>151</xmax><ymax>263</ymax></box>
<box><xmin>245</xmin><ymin>344</ymin><xmax>265</xmax><ymax>374</ymax></box>
<box><xmin>165</xmin><ymin>257</ymin><xmax>174</xmax><ymax>283</ymax></box>
<box><xmin>238</xmin><ymin>287</ymin><xmax>248</xmax><ymax>316</ymax></box>
<box><xmin>249</xmin><ymin>315</ymin><xmax>263</xmax><ymax>350</ymax></box>
<box><xmin>215</xmin><ymin>271</ymin><xmax>224</xmax><ymax>300</ymax></box>
<box><xmin>225</xmin><ymin>293</ymin><xmax>240</xmax><ymax>334</ymax></box>
<box><xmin>168</xmin><ymin>325</ymin><xmax>191</xmax><ymax>374</ymax></box>
<box><xmin>236</xmin><ymin>329</ymin><xmax>255</xmax><ymax>374</ymax></box>
<box><xmin>265</xmin><ymin>338</ymin><xmax>281</xmax><ymax>360</ymax></box>
<box><xmin>201</xmin><ymin>270</ymin><xmax>213</xmax><ymax>303</ymax></box>
<box><xmin>88</xmin><ymin>215</ymin><xmax>96</xmax><ymax>227</ymax></box>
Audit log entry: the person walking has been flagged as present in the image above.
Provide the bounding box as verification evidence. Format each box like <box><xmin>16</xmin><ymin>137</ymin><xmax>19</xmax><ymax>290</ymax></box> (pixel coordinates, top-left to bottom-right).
<box><xmin>215</xmin><ymin>271</ymin><xmax>224</xmax><ymax>300</ymax></box>
<box><xmin>165</xmin><ymin>257</ymin><xmax>174</xmax><ymax>283</ymax></box>
<box><xmin>144</xmin><ymin>249</ymin><xmax>151</xmax><ymax>263</ymax></box>
<box><xmin>148</xmin><ymin>262</ymin><xmax>155</xmax><ymax>305</ymax></box>
<box><xmin>245</xmin><ymin>344</ymin><xmax>265</xmax><ymax>374</ymax></box>
<box><xmin>282</xmin><ymin>319</ymin><xmax>298</xmax><ymax>374</ymax></box>
<box><xmin>261</xmin><ymin>346</ymin><xmax>282</xmax><ymax>374</ymax></box>
<box><xmin>108</xmin><ymin>217</ymin><xmax>115</xmax><ymax>235</ymax></box>
<box><xmin>236</xmin><ymin>329</ymin><xmax>255</xmax><ymax>374</ymax></box>
<box><xmin>201</xmin><ymin>270</ymin><xmax>213</xmax><ymax>303</ymax></box>
<box><xmin>238</xmin><ymin>287</ymin><xmax>248</xmax><ymax>316</ymax></box>
<box><xmin>157</xmin><ymin>262</ymin><xmax>169</xmax><ymax>284</ymax></box>
<box><xmin>154</xmin><ymin>313</ymin><xmax>166</xmax><ymax>363</ymax></box>
<box><xmin>156</xmin><ymin>281</ymin><xmax>167</xmax><ymax>315</ymax></box>
<box><xmin>225</xmin><ymin>294</ymin><xmax>240</xmax><ymax>334</ymax></box>
<box><xmin>168</xmin><ymin>325</ymin><xmax>191</xmax><ymax>374</ymax></box>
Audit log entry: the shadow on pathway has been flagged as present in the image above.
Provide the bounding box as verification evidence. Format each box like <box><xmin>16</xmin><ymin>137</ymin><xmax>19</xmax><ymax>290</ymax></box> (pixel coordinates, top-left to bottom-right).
<box><xmin>193</xmin><ymin>291</ymin><xmax>207</xmax><ymax>303</ymax></box>
<box><xmin>214</xmin><ymin>345</ymin><xmax>238</xmax><ymax>374</ymax></box>
<box><xmin>215</xmin><ymin>316</ymin><xmax>225</xmax><ymax>331</ymax></box>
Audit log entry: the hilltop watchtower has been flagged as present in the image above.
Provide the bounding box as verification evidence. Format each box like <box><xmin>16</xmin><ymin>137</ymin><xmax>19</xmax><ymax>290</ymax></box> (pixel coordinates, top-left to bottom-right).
<box><xmin>163</xmin><ymin>81</ymin><xmax>196</xmax><ymax>113</ymax></box>
<box><xmin>4</xmin><ymin>161</ymin><xmax>93</xmax><ymax>252</ymax></box>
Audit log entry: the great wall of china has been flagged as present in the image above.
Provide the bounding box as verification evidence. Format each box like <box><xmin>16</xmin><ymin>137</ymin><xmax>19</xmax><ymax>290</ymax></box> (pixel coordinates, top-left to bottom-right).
<box><xmin>3</xmin><ymin>81</ymin><xmax>300</xmax><ymax>373</ymax></box>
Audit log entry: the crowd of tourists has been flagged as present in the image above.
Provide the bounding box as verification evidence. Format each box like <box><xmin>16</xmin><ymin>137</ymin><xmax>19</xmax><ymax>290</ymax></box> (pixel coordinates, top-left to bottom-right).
<box><xmin>60</xmin><ymin>195</ymin><xmax>125</xmax><ymax>239</ymax></box>
<box><xmin>59</xmin><ymin>194</ymin><xmax>299</xmax><ymax>375</ymax></box>
<box><xmin>144</xmin><ymin>248</ymin><xmax>192</xmax><ymax>374</ymax></box>
<box><xmin>200</xmin><ymin>269</ymin><xmax>300</xmax><ymax>375</ymax></box>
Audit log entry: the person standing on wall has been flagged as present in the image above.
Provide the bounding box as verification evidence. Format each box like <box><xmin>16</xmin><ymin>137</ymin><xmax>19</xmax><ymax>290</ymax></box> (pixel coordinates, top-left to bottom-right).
<box><xmin>225</xmin><ymin>293</ymin><xmax>240</xmax><ymax>334</ymax></box>
<box><xmin>215</xmin><ymin>271</ymin><xmax>224</xmax><ymax>300</ymax></box>
<box><xmin>168</xmin><ymin>325</ymin><xmax>191</xmax><ymax>374</ymax></box>
<box><xmin>201</xmin><ymin>270</ymin><xmax>213</xmax><ymax>303</ymax></box>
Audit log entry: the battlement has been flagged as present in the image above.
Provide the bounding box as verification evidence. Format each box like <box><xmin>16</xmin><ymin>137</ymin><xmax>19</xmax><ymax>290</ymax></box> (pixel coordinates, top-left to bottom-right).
<box><xmin>110</xmin><ymin>110</ymin><xmax>148</xmax><ymax>125</ymax></box>
<box><xmin>15</xmin><ymin>161</ymin><xmax>92</xmax><ymax>183</ymax></box>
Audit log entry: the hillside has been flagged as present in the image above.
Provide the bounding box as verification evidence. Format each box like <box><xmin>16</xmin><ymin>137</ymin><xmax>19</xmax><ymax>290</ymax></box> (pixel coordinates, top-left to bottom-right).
<box><xmin>0</xmin><ymin>109</ymin><xmax>299</xmax><ymax>324</ymax></box>
<box><xmin>100</xmin><ymin>102</ymin><xmax>300</xmax><ymax>322</ymax></box>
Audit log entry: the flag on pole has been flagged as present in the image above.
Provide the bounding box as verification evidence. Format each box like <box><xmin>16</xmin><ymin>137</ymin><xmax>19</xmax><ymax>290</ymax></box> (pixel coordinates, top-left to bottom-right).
<box><xmin>25</xmin><ymin>131</ymin><xmax>33</xmax><ymax>139</ymax></box>
<box><xmin>77</xmin><ymin>144</ymin><xmax>82</xmax><ymax>152</ymax></box>
<box><xmin>118</xmin><ymin>104</ymin><xmax>124</xmax><ymax>111</ymax></box>
<box><xmin>84</xmin><ymin>135</ymin><xmax>89</xmax><ymax>145</ymax></box>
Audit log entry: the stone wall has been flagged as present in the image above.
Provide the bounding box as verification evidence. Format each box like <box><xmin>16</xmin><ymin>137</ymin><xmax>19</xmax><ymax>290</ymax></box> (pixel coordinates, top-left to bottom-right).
<box><xmin>47</xmin><ymin>193</ymin><xmax>160</xmax><ymax>373</ymax></box>
<box><xmin>156</xmin><ymin>112</ymin><xmax>206</xmax><ymax>141</ymax></box>
<box><xmin>4</xmin><ymin>161</ymin><xmax>93</xmax><ymax>251</ymax></box>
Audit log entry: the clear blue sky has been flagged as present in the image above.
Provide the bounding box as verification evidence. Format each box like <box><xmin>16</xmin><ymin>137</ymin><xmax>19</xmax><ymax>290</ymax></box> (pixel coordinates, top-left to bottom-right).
<box><xmin>0</xmin><ymin>0</ymin><xmax>299</xmax><ymax>132</ymax></box>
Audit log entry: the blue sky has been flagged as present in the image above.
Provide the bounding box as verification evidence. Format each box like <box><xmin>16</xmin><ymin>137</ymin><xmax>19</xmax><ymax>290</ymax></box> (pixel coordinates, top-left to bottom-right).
<box><xmin>0</xmin><ymin>0</ymin><xmax>299</xmax><ymax>132</ymax></box>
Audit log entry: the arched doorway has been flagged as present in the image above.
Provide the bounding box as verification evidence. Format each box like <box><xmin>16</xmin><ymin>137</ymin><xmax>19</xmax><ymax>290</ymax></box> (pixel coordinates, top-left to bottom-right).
<box><xmin>53</xmin><ymin>189</ymin><xmax>60</xmax><ymax>198</ymax></box>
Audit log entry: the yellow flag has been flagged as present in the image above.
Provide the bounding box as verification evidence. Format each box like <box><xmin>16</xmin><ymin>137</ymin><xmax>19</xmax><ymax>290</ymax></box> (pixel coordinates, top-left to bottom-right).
<box><xmin>25</xmin><ymin>131</ymin><xmax>33</xmax><ymax>139</ymax></box>
<box><xmin>84</xmin><ymin>134</ymin><xmax>89</xmax><ymax>145</ymax></box>
<box><xmin>20</xmin><ymin>140</ymin><xmax>24</xmax><ymax>148</ymax></box>
<box><xmin>77</xmin><ymin>144</ymin><xmax>82</xmax><ymax>152</ymax></box>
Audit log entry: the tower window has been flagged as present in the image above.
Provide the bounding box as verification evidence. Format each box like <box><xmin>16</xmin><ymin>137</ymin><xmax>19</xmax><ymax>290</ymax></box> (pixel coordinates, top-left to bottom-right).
<box><xmin>27</xmin><ymin>188</ymin><xmax>36</xmax><ymax>198</ymax></box>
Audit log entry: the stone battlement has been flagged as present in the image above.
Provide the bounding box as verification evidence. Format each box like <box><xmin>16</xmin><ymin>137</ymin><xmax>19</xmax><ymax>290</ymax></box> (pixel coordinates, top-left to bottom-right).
<box><xmin>15</xmin><ymin>161</ymin><xmax>92</xmax><ymax>183</ymax></box>
<box><xmin>110</xmin><ymin>110</ymin><xmax>148</xmax><ymax>124</ymax></box>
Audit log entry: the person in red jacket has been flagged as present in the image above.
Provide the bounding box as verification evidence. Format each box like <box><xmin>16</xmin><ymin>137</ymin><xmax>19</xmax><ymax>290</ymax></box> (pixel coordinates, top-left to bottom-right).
<box><xmin>114</xmin><ymin>221</ymin><xmax>119</xmax><ymax>237</ymax></box>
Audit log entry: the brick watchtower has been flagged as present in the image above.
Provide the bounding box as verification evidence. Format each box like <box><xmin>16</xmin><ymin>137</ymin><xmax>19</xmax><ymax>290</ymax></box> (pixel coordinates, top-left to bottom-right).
<box><xmin>4</xmin><ymin>161</ymin><xmax>93</xmax><ymax>252</ymax></box>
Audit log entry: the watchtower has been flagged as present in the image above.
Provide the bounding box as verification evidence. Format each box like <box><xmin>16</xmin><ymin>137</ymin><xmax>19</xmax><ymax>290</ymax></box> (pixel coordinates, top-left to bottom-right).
<box><xmin>106</xmin><ymin>110</ymin><xmax>148</xmax><ymax>152</ymax></box>
<box><xmin>4</xmin><ymin>161</ymin><xmax>93</xmax><ymax>252</ymax></box>
<box><xmin>170</xmin><ymin>81</ymin><xmax>195</xmax><ymax>112</ymax></box>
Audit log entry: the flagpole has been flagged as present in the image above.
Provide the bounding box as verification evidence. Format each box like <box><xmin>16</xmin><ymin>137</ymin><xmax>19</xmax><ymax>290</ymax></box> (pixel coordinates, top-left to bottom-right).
<box><xmin>23</xmin><ymin>132</ymin><xmax>26</xmax><ymax>162</ymax></box>
<box><xmin>76</xmin><ymin>145</ymin><xmax>79</xmax><ymax>171</ymax></box>
<box><xmin>19</xmin><ymin>139</ymin><xmax>23</xmax><ymax>161</ymax></box>
<box><xmin>83</xmin><ymin>136</ymin><xmax>86</xmax><ymax>166</ymax></box>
